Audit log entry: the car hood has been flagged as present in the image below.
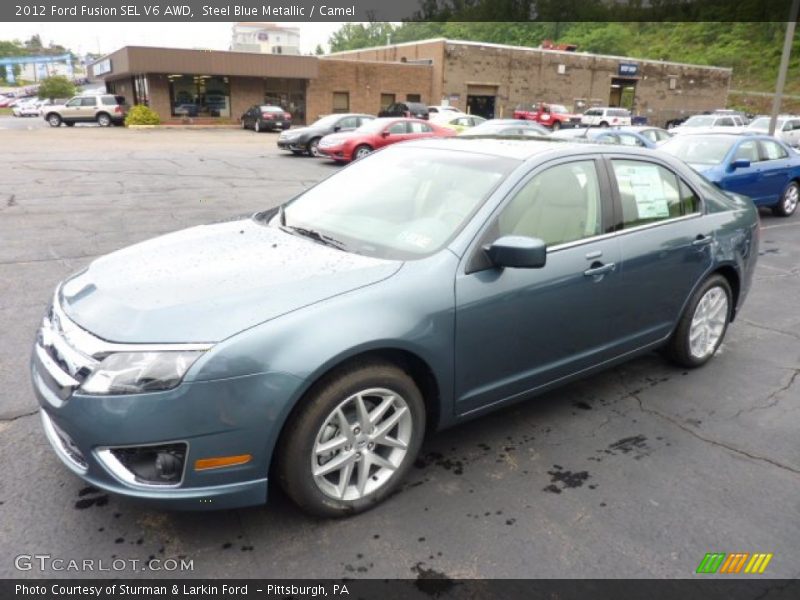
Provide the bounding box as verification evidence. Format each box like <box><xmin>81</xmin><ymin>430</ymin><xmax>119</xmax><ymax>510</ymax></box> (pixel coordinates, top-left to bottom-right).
<box><xmin>283</xmin><ymin>125</ymin><xmax>326</xmax><ymax>137</ymax></box>
<box><xmin>59</xmin><ymin>218</ymin><xmax>402</xmax><ymax>343</ymax></box>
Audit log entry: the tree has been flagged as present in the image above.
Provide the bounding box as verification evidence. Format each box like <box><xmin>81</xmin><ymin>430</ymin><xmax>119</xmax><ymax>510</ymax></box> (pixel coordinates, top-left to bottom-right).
<box><xmin>38</xmin><ymin>75</ymin><xmax>76</xmax><ymax>100</ymax></box>
<box><xmin>314</xmin><ymin>44</ymin><xmax>325</xmax><ymax>55</ymax></box>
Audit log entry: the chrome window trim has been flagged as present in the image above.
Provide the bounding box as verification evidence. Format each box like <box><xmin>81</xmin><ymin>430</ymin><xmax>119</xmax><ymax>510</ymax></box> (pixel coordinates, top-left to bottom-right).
<box><xmin>53</xmin><ymin>289</ymin><xmax>214</xmax><ymax>358</ymax></box>
<box><xmin>96</xmin><ymin>439</ymin><xmax>190</xmax><ymax>489</ymax></box>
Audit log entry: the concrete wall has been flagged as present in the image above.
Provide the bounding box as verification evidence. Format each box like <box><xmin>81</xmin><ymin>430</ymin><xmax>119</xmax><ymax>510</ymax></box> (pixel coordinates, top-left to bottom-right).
<box><xmin>306</xmin><ymin>59</ymin><xmax>433</xmax><ymax>122</ymax></box>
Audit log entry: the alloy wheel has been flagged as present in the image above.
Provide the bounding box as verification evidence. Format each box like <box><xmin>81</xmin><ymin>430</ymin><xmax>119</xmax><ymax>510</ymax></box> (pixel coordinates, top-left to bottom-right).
<box><xmin>311</xmin><ymin>388</ymin><xmax>412</xmax><ymax>501</ymax></box>
<box><xmin>309</xmin><ymin>138</ymin><xmax>321</xmax><ymax>157</ymax></box>
<box><xmin>354</xmin><ymin>146</ymin><xmax>372</xmax><ymax>159</ymax></box>
<box><xmin>783</xmin><ymin>184</ymin><xmax>799</xmax><ymax>215</ymax></box>
<box><xmin>688</xmin><ymin>286</ymin><xmax>729</xmax><ymax>360</ymax></box>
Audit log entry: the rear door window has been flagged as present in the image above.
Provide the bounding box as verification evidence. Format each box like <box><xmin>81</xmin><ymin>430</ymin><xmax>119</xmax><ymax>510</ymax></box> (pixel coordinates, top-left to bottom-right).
<box><xmin>760</xmin><ymin>139</ymin><xmax>789</xmax><ymax>160</ymax></box>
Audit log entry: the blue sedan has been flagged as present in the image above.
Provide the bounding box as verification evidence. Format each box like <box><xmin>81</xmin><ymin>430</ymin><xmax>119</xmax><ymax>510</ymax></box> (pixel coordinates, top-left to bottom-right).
<box><xmin>660</xmin><ymin>133</ymin><xmax>800</xmax><ymax>216</ymax></box>
<box><xmin>32</xmin><ymin>139</ymin><xmax>760</xmax><ymax>516</ymax></box>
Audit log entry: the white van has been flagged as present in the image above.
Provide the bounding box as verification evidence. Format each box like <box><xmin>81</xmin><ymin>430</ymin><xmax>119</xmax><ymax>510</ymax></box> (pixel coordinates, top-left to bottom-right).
<box><xmin>580</xmin><ymin>107</ymin><xmax>632</xmax><ymax>127</ymax></box>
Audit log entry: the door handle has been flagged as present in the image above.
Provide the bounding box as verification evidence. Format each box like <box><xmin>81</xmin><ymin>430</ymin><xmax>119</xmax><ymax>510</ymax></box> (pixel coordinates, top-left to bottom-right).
<box><xmin>584</xmin><ymin>262</ymin><xmax>616</xmax><ymax>277</ymax></box>
<box><xmin>692</xmin><ymin>235</ymin><xmax>713</xmax><ymax>247</ymax></box>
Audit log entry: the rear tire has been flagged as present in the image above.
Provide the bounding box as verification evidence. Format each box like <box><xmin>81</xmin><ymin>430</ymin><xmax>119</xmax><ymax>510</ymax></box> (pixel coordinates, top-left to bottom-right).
<box><xmin>276</xmin><ymin>361</ymin><xmax>425</xmax><ymax>517</ymax></box>
<box><xmin>599</xmin><ymin>121</ymin><xmax>609</xmax><ymax>128</ymax></box>
<box><xmin>772</xmin><ymin>181</ymin><xmax>799</xmax><ymax>217</ymax></box>
<box><xmin>65</xmin><ymin>122</ymin><xmax>75</xmax><ymax>127</ymax></box>
<box><xmin>96</xmin><ymin>113</ymin><xmax>112</xmax><ymax>127</ymax></box>
<box><xmin>665</xmin><ymin>274</ymin><xmax>732</xmax><ymax>368</ymax></box>
<box><xmin>255</xmin><ymin>120</ymin><xmax>261</xmax><ymax>133</ymax></box>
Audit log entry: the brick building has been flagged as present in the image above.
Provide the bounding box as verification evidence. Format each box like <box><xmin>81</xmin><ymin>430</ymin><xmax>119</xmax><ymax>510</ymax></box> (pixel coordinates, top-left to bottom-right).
<box><xmin>93</xmin><ymin>39</ymin><xmax>730</xmax><ymax>127</ymax></box>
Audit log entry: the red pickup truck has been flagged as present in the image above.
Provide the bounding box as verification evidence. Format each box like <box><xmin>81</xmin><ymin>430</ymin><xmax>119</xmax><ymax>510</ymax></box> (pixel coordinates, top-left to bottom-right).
<box><xmin>512</xmin><ymin>102</ymin><xmax>581</xmax><ymax>130</ymax></box>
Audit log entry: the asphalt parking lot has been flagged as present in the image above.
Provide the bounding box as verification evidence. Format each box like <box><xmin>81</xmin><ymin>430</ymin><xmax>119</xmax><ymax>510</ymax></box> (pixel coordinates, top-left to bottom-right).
<box><xmin>0</xmin><ymin>119</ymin><xmax>798</xmax><ymax>580</ymax></box>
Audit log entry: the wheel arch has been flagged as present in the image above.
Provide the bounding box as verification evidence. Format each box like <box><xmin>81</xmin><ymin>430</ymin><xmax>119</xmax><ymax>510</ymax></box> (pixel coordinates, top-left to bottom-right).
<box><xmin>713</xmin><ymin>264</ymin><xmax>741</xmax><ymax>321</ymax></box>
<box><xmin>268</xmin><ymin>346</ymin><xmax>442</xmax><ymax>477</ymax></box>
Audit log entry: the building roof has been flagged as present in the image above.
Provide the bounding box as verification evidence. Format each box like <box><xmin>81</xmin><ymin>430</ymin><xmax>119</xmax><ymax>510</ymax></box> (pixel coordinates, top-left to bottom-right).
<box><xmin>328</xmin><ymin>37</ymin><xmax>732</xmax><ymax>73</ymax></box>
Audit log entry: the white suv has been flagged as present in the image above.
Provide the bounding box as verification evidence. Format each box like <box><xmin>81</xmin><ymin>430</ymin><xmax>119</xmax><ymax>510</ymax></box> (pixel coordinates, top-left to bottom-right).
<box><xmin>580</xmin><ymin>107</ymin><xmax>632</xmax><ymax>127</ymax></box>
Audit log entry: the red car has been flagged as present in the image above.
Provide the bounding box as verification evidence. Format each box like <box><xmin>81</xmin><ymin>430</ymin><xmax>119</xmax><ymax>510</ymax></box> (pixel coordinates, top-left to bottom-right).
<box><xmin>513</xmin><ymin>102</ymin><xmax>581</xmax><ymax>130</ymax></box>
<box><xmin>317</xmin><ymin>117</ymin><xmax>456</xmax><ymax>162</ymax></box>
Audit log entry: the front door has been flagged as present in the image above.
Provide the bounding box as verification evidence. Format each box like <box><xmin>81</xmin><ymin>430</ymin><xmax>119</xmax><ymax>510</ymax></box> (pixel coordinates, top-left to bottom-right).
<box><xmin>454</xmin><ymin>158</ymin><xmax>621</xmax><ymax>415</ymax></box>
<box><xmin>78</xmin><ymin>96</ymin><xmax>97</xmax><ymax>120</ymax></box>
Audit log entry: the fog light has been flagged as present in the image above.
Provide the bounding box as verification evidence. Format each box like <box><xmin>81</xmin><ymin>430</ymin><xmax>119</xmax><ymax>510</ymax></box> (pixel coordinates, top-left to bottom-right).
<box><xmin>107</xmin><ymin>443</ymin><xmax>187</xmax><ymax>486</ymax></box>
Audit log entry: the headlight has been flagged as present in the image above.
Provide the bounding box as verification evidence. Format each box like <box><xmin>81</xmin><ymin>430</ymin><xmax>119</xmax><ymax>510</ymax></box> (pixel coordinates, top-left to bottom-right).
<box><xmin>81</xmin><ymin>351</ymin><xmax>204</xmax><ymax>395</ymax></box>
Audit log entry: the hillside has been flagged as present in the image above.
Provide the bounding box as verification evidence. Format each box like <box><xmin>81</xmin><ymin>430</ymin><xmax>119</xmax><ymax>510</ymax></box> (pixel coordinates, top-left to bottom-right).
<box><xmin>329</xmin><ymin>22</ymin><xmax>800</xmax><ymax>111</ymax></box>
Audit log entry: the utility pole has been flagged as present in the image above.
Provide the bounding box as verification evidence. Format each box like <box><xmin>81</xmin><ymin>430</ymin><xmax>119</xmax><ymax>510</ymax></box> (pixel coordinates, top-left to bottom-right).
<box><xmin>769</xmin><ymin>0</ymin><xmax>800</xmax><ymax>135</ymax></box>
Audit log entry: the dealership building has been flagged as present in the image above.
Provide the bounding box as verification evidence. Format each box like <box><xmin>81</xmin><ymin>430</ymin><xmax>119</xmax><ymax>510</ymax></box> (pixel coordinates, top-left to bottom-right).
<box><xmin>92</xmin><ymin>39</ymin><xmax>731</xmax><ymax>126</ymax></box>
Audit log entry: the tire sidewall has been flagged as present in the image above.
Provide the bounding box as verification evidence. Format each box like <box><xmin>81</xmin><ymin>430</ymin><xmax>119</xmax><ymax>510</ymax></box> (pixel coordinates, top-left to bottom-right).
<box><xmin>777</xmin><ymin>181</ymin><xmax>799</xmax><ymax>216</ymax></box>
<box><xmin>277</xmin><ymin>363</ymin><xmax>425</xmax><ymax>517</ymax></box>
<box><xmin>308</xmin><ymin>137</ymin><xmax>321</xmax><ymax>157</ymax></box>
<box><xmin>97</xmin><ymin>113</ymin><xmax>111</xmax><ymax>127</ymax></box>
<box><xmin>48</xmin><ymin>114</ymin><xmax>61</xmax><ymax>127</ymax></box>
<box><xmin>354</xmin><ymin>145</ymin><xmax>372</xmax><ymax>160</ymax></box>
<box><xmin>671</xmin><ymin>274</ymin><xmax>732</xmax><ymax>368</ymax></box>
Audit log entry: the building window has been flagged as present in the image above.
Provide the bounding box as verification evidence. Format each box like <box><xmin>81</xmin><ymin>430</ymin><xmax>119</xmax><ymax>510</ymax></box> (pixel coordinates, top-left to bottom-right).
<box><xmin>668</xmin><ymin>77</ymin><xmax>678</xmax><ymax>90</ymax></box>
<box><xmin>167</xmin><ymin>75</ymin><xmax>230</xmax><ymax>118</ymax></box>
<box><xmin>332</xmin><ymin>91</ymin><xmax>349</xmax><ymax>113</ymax></box>
<box><xmin>133</xmin><ymin>74</ymin><xmax>149</xmax><ymax>106</ymax></box>
<box><xmin>406</xmin><ymin>93</ymin><xmax>421</xmax><ymax>102</ymax></box>
<box><xmin>380</xmin><ymin>93</ymin><xmax>396</xmax><ymax>109</ymax></box>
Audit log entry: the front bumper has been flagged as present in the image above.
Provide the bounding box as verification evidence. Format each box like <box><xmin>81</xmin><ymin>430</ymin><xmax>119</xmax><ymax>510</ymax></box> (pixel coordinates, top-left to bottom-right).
<box><xmin>277</xmin><ymin>138</ymin><xmax>307</xmax><ymax>152</ymax></box>
<box><xmin>30</xmin><ymin>304</ymin><xmax>303</xmax><ymax>510</ymax></box>
<box><xmin>318</xmin><ymin>145</ymin><xmax>350</xmax><ymax>161</ymax></box>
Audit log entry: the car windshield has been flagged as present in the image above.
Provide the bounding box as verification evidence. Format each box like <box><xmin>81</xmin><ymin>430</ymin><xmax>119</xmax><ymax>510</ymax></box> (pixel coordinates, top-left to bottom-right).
<box><xmin>279</xmin><ymin>147</ymin><xmax>518</xmax><ymax>260</ymax></box>
<box><xmin>466</xmin><ymin>122</ymin><xmax>547</xmax><ymax>136</ymax></box>
<box><xmin>261</xmin><ymin>106</ymin><xmax>284</xmax><ymax>112</ymax></box>
<box><xmin>660</xmin><ymin>136</ymin><xmax>736</xmax><ymax>166</ymax></box>
<box><xmin>683</xmin><ymin>116</ymin><xmax>715</xmax><ymax>127</ymax></box>
<box><xmin>312</xmin><ymin>114</ymin><xmax>343</xmax><ymax>127</ymax></box>
<box><xmin>550</xmin><ymin>105</ymin><xmax>568</xmax><ymax>113</ymax></box>
<box><xmin>748</xmin><ymin>117</ymin><xmax>783</xmax><ymax>131</ymax></box>
<box><xmin>355</xmin><ymin>119</ymin><xmax>394</xmax><ymax>133</ymax></box>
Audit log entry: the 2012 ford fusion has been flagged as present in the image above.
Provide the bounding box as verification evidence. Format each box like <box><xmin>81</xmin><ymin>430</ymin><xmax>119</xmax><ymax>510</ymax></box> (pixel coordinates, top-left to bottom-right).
<box><xmin>32</xmin><ymin>139</ymin><xmax>759</xmax><ymax>516</ymax></box>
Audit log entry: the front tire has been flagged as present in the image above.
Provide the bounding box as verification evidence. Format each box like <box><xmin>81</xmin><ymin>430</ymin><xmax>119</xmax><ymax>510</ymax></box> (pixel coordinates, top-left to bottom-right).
<box><xmin>666</xmin><ymin>274</ymin><xmax>732</xmax><ymax>368</ymax></box>
<box><xmin>773</xmin><ymin>181</ymin><xmax>799</xmax><ymax>217</ymax></box>
<box><xmin>551</xmin><ymin>120</ymin><xmax>561</xmax><ymax>131</ymax></box>
<box><xmin>307</xmin><ymin>137</ymin><xmax>322</xmax><ymax>157</ymax></box>
<box><xmin>353</xmin><ymin>145</ymin><xmax>373</xmax><ymax>160</ymax></box>
<box><xmin>599</xmin><ymin>121</ymin><xmax>609</xmax><ymax>128</ymax></box>
<box><xmin>47</xmin><ymin>114</ymin><xmax>62</xmax><ymax>127</ymax></box>
<box><xmin>276</xmin><ymin>361</ymin><xmax>426</xmax><ymax>517</ymax></box>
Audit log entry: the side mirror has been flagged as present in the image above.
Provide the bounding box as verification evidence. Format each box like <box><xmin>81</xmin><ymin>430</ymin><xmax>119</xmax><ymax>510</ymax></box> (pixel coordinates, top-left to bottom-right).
<box><xmin>729</xmin><ymin>158</ymin><xmax>751</xmax><ymax>171</ymax></box>
<box><xmin>333</xmin><ymin>125</ymin><xmax>341</xmax><ymax>132</ymax></box>
<box><xmin>485</xmin><ymin>236</ymin><xmax>547</xmax><ymax>269</ymax></box>
<box><xmin>381</xmin><ymin>130</ymin><xmax>391</xmax><ymax>137</ymax></box>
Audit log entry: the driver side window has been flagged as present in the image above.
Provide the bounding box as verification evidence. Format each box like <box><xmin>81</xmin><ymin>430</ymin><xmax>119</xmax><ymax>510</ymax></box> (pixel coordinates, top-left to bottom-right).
<box><xmin>66</xmin><ymin>98</ymin><xmax>81</xmax><ymax>107</ymax></box>
<box><xmin>496</xmin><ymin>161</ymin><xmax>602</xmax><ymax>247</ymax></box>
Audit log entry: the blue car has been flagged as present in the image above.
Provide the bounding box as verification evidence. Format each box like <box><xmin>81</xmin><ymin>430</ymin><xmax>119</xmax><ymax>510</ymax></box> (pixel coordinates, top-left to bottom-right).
<box><xmin>660</xmin><ymin>133</ymin><xmax>800</xmax><ymax>217</ymax></box>
<box><xmin>32</xmin><ymin>139</ymin><xmax>759</xmax><ymax>516</ymax></box>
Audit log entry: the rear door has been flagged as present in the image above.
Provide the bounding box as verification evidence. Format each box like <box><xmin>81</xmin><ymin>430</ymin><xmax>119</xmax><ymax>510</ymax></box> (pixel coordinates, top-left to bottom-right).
<box><xmin>606</xmin><ymin>157</ymin><xmax>713</xmax><ymax>350</ymax></box>
<box><xmin>756</xmin><ymin>139</ymin><xmax>792</xmax><ymax>204</ymax></box>
<box><xmin>78</xmin><ymin>97</ymin><xmax>97</xmax><ymax>120</ymax></box>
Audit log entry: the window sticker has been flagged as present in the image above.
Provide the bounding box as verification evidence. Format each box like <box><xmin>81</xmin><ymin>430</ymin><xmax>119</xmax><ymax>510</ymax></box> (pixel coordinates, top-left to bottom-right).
<box><xmin>615</xmin><ymin>164</ymin><xmax>671</xmax><ymax>219</ymax></box>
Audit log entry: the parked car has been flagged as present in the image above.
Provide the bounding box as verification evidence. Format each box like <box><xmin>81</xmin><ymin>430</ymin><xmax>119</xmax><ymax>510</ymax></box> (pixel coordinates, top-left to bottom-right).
<box><xmin>580</xmin><ymin>107</ymin><xmax>632</xmax><ymax>127</ymax></box>
<box><xmin>241</xmin><ymin>105</ymin><xmax>292</xmax><ymax>132</ymax></box>
<box><xmin>31</xmin><ymin>138</ymin><xmax>759</xmax><ymax>515</ymax></box>
<box><xmin>747</xmin><ymin>116</ymin><xmax>800</xmax><ymax>147</ymax></box>
<box><xmin>427</xmin><ymin>105</ymin><xmax>464</xmax><ymax>120</ymax></box>
<box><xmin>712</xmin><ymin>109</ymin><xmax>750</xmax><ymax>125</ymax></box>
<box><xmin>514</xmin><ymin>102</ymin><xmax>581</xmax><ymax>130</ymax></box>
<box><xmin>439</xmin><ymin>114</ymin><xmax>486</xmax><ymax>133</ymax></box>
<box><xmin>173</xmin><ymin>103</ymin><xmax>199</xmax><ymax>117</ymax></box>
<box><xmin>12</xmin><ymin>101</ymin><xmax>42</xmax><ymax>117</ymax></box>
<box><xmin>660</xmin><ymin>133</ymin><xmax>800</xmax><ymax>216</ymax></box>
<box><xmin>622</xmin><ymin>125</ymin><xmax>673</xmax><ymax>145</ymax></box>
<box><xmin>317</xmin><ymin>117</ymin><xmax>454</xmax><ymax>162</ymax></box>
<box><xmin>670</xmin><ymin>114</ymin><xmax>745</xmax><ymax>135</ymax></box>
<box><xmin>277</xmin><ymin>113</ymin><xmax>375</xmax><ymax>156</ymax></box>
<box><xmin>458</xmin><ymin>119</ymin><xmax>550</xmax><ymax>138</ymax></box>
<box><xmin>378</xmin><ymin>102</ymin><xmax>429</xmax><ymax>120</ymax></box>
<box><xmin>551</xmin><ymin>127</ymin><xmax>657</xmax><ymax>148</ymax></box>
<box><xmin>43</xmin><ymin>95</ymin><xmax>128</xmax><ymax>127</ymax></box>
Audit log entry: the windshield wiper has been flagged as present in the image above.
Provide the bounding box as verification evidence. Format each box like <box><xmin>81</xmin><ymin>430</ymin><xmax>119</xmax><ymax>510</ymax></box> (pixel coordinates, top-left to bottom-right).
<box><xmin>279</xmin><ymin>223</ymin><xmax>348</xmax><ymax>251</ymax></box>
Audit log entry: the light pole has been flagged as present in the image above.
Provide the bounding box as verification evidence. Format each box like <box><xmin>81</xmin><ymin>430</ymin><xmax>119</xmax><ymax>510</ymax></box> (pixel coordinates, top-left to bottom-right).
<box><xmin>769</xmin><ymin>0</ymin><xmax>800</xmax><ymax>135</ymax></box>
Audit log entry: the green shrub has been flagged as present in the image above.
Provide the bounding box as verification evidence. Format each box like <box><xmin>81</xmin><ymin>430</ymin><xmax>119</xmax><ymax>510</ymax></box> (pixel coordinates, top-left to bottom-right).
<box><xmin>125</xmin><ymin>105</ymin><xmax>160</xmax><ymax>126</ymax></box>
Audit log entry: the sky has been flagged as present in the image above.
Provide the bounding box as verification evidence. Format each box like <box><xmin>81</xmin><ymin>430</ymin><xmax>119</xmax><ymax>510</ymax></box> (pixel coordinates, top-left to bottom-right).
<box><xmin>0</xmin><ymin>22</ymin><xmax>345</xmax><ymax>55</ymax></box>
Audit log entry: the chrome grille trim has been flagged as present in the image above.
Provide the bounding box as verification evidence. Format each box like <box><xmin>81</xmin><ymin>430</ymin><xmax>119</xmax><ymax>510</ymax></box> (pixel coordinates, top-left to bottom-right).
<box><xmin>41</xmin><ymin>410</ymin><xmax>88</xmax><ymax>472</ymax></box>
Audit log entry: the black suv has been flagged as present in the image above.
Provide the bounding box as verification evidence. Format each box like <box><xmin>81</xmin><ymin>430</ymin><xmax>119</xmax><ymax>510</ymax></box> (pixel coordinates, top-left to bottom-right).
<box><xmin>378</xmin><ymin>102</ymin><xmax>429</xmax><ymax>120</ymax></box>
